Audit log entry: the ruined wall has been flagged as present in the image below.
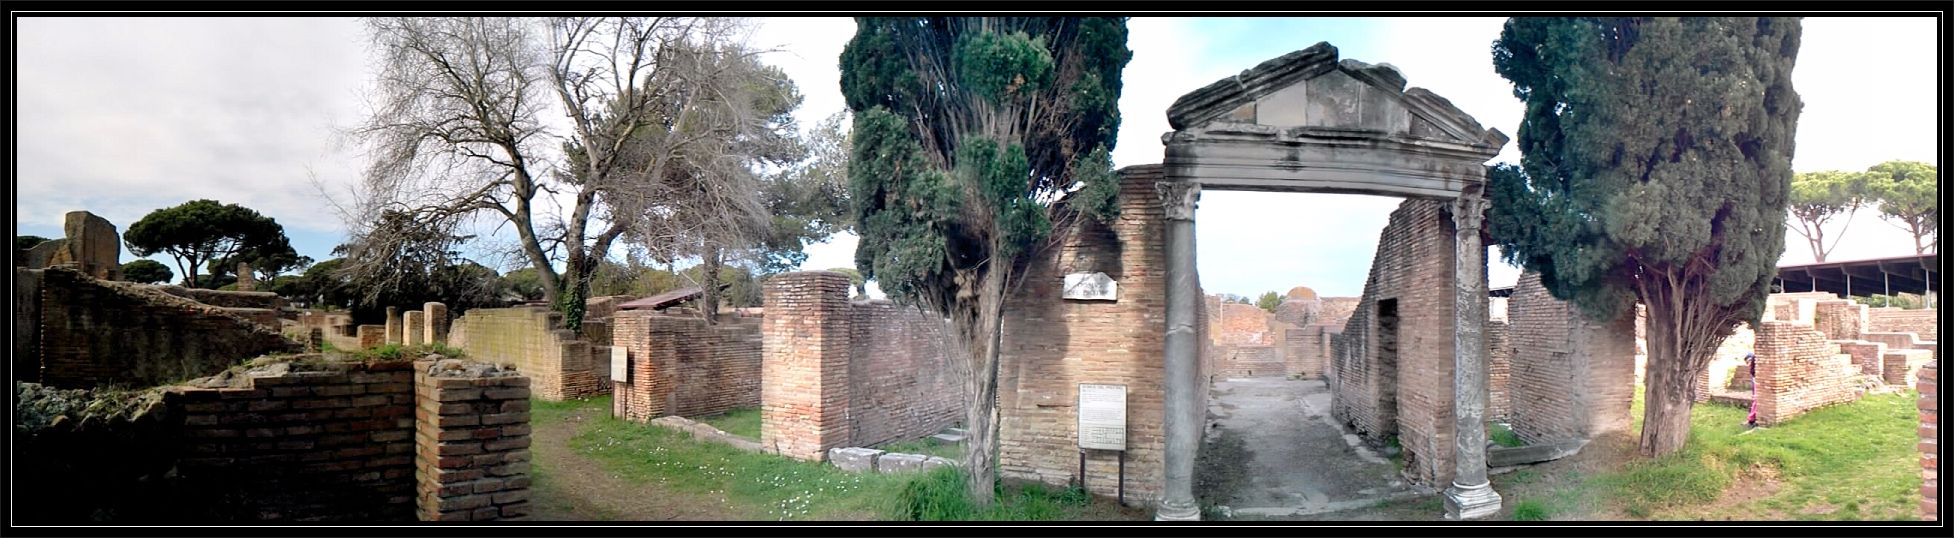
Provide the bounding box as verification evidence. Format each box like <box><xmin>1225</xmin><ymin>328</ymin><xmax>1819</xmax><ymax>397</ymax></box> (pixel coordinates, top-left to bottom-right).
<box><xmin>759</xmin><ymin>272</ymin><xmax>854</xmax><ymax>461</ymax></box>
<box><xmin>1921</xmin><ymin>360</ymin><xmax>1938</xmax><ymax>521</ymax></box>
<box><xmin>450</xmin><ymin>307</ymin><xmax>602</xmax><ymax>401</ymax></box>
<box><xmin>1752</xmin><ymin>321</ymin><xmax>1857</xmax><ymax>425</ymax></box>
<box><xmin>35</xmin><ymin>267</ymin><xmax>302</xmax><ymax>388</ymax></box>
<box><xmin>154</xmin><ymin>286</ymin><xmax>286</xmax><ymax>310</ymax></box>
<box><xmin>414</xmin><ymin>361</ymin><xmax>533</xmax><ymax>521</ymax></box>
<box><xmin>847</xmin><ymin>300</ymin><xmax>966</xmax><ymax>448</ymax></box>
<box><xmin>1211</xmin><ymin>302</ymin><xmax>1275</xmax><ymax>346</ymax></box>
<box><xmin>16</xmin><ymin>268</ymin><xmax>44</xmax><ymax>381</ymax></box>
<box><xmin>1813</xmin><ymin>299</ymin><xmax>1870</xmax><ymax>342</ymax></box>
<box><xmin>1506</xmin><ymin>271</ymin><xmax>1636</xmax><ymax>443</ymax></box>
<box><xmin>1486</xmin><ymin>318</ymin><xmax>1512</xmax><ymax>421</ymax></box>
<box><xmin>1870</xmin><ymin>308</ymin><xmax>1938</xmax><ymax>342</ymax></box>
<box><xmin>1329</xmin><ymin>198</ymin><xmax>1457</xmax><ymax>485</ymax></box>
<box><xmin>1318</xmin><ymin>297</ymin><xmax>1361</xmax><ymax>328</ymax></box>
<box><xmin>998</xmin><ymin>166</ymin><xmax>1170</xmax><ymax>502</ymax></box>
<box><xmin>611</xmin><ymin>312</ymin><xmax>763</xmax><ymax>422</ymax></box>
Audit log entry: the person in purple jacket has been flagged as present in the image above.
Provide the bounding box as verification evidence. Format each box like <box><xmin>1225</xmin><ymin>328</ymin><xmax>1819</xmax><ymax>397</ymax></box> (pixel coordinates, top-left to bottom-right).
<box><xmin>1745</xmin><ymin>353</ymin><xmax>1759</xmax><ymax>428</ymax></box>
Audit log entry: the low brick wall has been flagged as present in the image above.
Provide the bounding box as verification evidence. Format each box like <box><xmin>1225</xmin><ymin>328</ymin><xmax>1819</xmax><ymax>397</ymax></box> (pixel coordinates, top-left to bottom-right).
<box><xmin>451</xmin><ymin>307</ymin><xmax>602</xmax><ymax>401</ymax></box>
<box><xmin>1753</xmin><ymin>321</ymin><xmax>1858</xmax><ymax>426</ymax></box>
<box><xmin>1871</xmin><ymin>307</ymin><xmax>1938</xmax><ymax>342</ymax></box>
<box><xmin>1920</xmin><ymin>360</ymin><xmax>1937</xmax><ymax>521</ymax></box>
<box><xmin>15</xmin><ymin>354</ymin><xmax>532</xmax><ymax>523</ymax></box>
<box><xmin>1214</xmin><ymin>345</ymin><xmax>1284</xmax><ymax>378</ymax></box>
<box><xmin>1884</xmin><ymin>349</ymin><xmax>1936</xmax><ymax>389</ymax></box>
<box><xmin>152</xmin><ymin>285</ymin><xmax>286</xmax><ymax>310</ymax></box>
<box><xmin>1812</xmin><ymin>299</ymin><xmax>1869</xmax><ymax>341</ymax></box>
<box><xmin>1837</xmin><ymin>341</ymin><xmax>1890</xmax><ymax>378</ymax></box>
<box><xmin>1506</xmin><ymin>271</ymin><xmax>1636</xmax><ymax>443</ymax></box>
<box><xmin>611</xmin><ymin>312</ymin><xmax>763</xmax><ymax>422</ymax></box>
<box><xmin>414</xmin><ymin>360</ymin><xmax>532</xmax><ymax>522</ymax></box>
<box><xmin>34</xmin><ymin>267</ymin><xmax>301</xmax><ymax>389</ymax></box>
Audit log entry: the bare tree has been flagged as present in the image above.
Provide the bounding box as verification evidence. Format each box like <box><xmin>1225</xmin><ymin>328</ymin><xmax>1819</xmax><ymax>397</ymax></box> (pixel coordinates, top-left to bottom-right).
<box><xmin>348</xmin><ymin>16</ymin><xmax>761</xmax><ymax>329</ymax></box>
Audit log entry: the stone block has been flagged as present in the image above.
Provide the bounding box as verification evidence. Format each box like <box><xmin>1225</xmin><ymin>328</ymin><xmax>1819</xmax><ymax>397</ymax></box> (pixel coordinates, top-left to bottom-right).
<box><xmin>829</xmin><ymin>447</ymin><xmax>884</xmax><ymax>473</ymax></box>
<box><xmin>875</xmin><ymin>453</ymin><xmax>927</xmax><ymax>474</ymax></box>
<box><xmin>921</xmin><ymin>456</ymin><xmax>958</xmax><ymax>471</ymax></box>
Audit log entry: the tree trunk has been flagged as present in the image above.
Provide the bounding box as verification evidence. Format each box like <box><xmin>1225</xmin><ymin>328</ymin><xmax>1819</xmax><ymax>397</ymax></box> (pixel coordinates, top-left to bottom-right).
<box><xmin>1636</xmin><ymin>279</ymin><xmax>1730</xmax><ymax>458</ymax></box>
<box><xmin>946</xmin><ymin>270</ymin><xmax>1007</xmax><ymax>507</ymax></box>
<box><xmin>699</xmin><ymin>244</ymin><xmax>723</xmax><ymax>325</ymax></box>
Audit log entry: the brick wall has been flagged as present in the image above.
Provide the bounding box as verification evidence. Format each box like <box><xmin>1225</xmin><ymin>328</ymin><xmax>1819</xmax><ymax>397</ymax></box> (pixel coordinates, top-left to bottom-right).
<box><xmin>16</xmin><ymin>268</ymin><xmax>43</xmax><ymax>382</ymax></box>
<box><xmin>1506</xmin><ymin>271</ymin><xmax>1636</xmax><ymax>443</ymax></box>
<box><xmin>611</xmin><ymin>312</ymin><xmax>763</xmax><ymax>422</ymax></box>
<box><xmin>153</xmin><ymin>285</ymin><xmax>286</xmax><ymax>310</ymax></box>
<box><xmin>1487</xmin><ymin>318</ymin><xmax>1512</xmax><ymax>421</ymax></box>
<box><xmin>1920</xmin><ymin>360</ymin><xmax>1937</xmax><ymax>521</ymax></box>
<box><xmin>1319</xmin><ymin>297</ymin><xmax>1360</xmax><ymax>328</ymax></box>
<box><xmin>414</xmin><ymin>361</ymin><xmax>532</xmax><ymax>521</ymax></box>
<box><xmin>1328</xmin><ymin>198</ymin><xmax>1458</xmax><ymax>485</ymax></box>
<box><xmin>847</xmin><ymin>300</ymin><xmax>966</xmax><ymax>448</ymax></box>
<box><xmin>1214</xmin><ymin>345</ymin><xmax>1284</xmax><ymax>378</ymax></box>
<box><xmin>760</xmin><ymin>272</ymin><xmax>854</xmax><ymax>461</ymax></box>
<box><xmin>1884</xmin><ymin>350</ymin><xmax>1936</xmax><ymax>388</ymax></box>
<box><xmin>167</xmin><ymin>360</ymin><xmax>418</xmax><ymax>521</ymax></box>
<box><xmin>1837</xmin><ymin>341</ymin><xmax>1890</xmax><ymax>377</ymax></box>
<box><xmin>1211</xmin><ymin>302</ymin><xmax>1275</xmax><ymax>346</ymax></box>
<box><xmin>997</xmin><ymin>165</ymin><xmax>1170</xmax><ymax>502</ymax></box>
<box><xmin>450</xmin><ymin>307</ymin><xmax>602</xmax><ymax>401</ymax></box>
<box><xmin>1695</xmin><ymin>322</ymin><xmax>1759</xmax><ymax>401</ymax></box>
<box><xmin>1752</xmin><ymin>320</ymin><xmax>1857</xmax><ymax>426</ymax></box>
<box><xmin>35</xmin><ymin>266</ymin><xmax>302</xmax><ymax>389</ymax></box>
<box><xmin>1812</xmin><ymin>299</ymin><xmax>1870</xmax><ymax>341</ymax></box>
<box><xmin>1870</xmin><ymin>307</ymin><xmax>1938</xmax><ymax>342</ymax></box>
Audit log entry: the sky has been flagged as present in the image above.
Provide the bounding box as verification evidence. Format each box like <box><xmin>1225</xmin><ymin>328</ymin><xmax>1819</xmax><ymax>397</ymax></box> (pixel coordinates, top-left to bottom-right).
<box><xmin>15</xmin><ymin>16</ymin><xmax>1940</xmax><ymax>299</ymax></box>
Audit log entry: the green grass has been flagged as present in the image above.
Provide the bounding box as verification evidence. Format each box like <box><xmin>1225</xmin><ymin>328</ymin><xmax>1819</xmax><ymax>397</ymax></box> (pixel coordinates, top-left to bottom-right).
<box><xmin>534</xmin><ymin>396</ymin><xmax>1127</xmax><ymax>521</ymax></box>
<box><xmin>877</xmin><ymin>438</ymin><xmax>965</xmax><ymax>460</ymax></box>
<box><xmin>1490</xmin><ymin>422</ymin><xmax>1526</xmax><ymax>448</ymax></box>
<box><xmin>1511</xmin><ymin>498</ymin><xmax>1553</xmax><ymax>521</ymax></box>
<box><xmin>1595</xmin><ymin>385</ymin><xmax>1921</xmax><ymax>520</ymax></box>
<box><xmin>695</xmin><ymin>407</ymin><xmax>763</xmax><ymax>440</ymax></box>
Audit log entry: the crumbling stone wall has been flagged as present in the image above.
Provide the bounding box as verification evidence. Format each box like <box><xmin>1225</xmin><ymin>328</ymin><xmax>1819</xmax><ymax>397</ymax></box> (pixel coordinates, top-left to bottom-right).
<box><xmin>1870</xmin><ymin>307</ymin><xmax>1938</xmax><ymax>342</ymax></box>
<box><xmin>1505</xmin><ymin>271</ymin><xmax>1635</xmax><ymax>444</ymax></box>
<box><xmin>1329</xmin><ymin>198</ymin><xmax>1458</xmax><ymax>485</ymax></box>
<box><xmin>450</xmin><ymin>307</ymin><xmax>602</xmax><ymax>401</ymax></box>
<box><xmin>22</xmin><ymin>211</ymin><xmax>124</xmax><ymax>280</ymax></box>
<box><xmin>1752</xmin><ymin>320</ymin><xmax>1858</xmax><ymax>425</ymax></box>
<box><xmin>16</xmin><ymin>268</ymin><xmax>44</xmax><ymax>381</ymax></box>
<box><xmin>154</xmin><ymin>285</ymin><xmax>286</xmax><ymax>310</ymax></box>
<box><xmin>35</xmin><ymin>267</ymin><xmax>301</xmax><ymax>388</ymax></box>
<box><xmin>611</xmin><ymin>312</ymin><xmax>763</xmax><ymax>421</ymax></box>
<box><xmin>847</xmin><ymin>300</ymin><xmax>965</xmax><ymax>448</ymax></box>
<box><xmin>1813</xmin><ymin>299</ymin><xmax>1870</xmax><ymax>342</ymax></box>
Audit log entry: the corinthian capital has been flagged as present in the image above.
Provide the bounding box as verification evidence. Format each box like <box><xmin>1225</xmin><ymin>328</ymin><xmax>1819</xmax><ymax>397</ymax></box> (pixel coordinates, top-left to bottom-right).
<box><xmin>1156</xmin><ymin>181</ymin><xmax>1201</xmax><ymax>221</ymax></box>
<box><xmin>1452</xmin><ymin>194</ymin><xmax>1487</xmax><ymax>232</ymax></box>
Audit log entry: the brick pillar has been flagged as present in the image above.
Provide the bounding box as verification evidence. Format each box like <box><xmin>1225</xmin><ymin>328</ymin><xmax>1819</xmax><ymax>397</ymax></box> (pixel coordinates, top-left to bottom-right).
<box><xmin>415</xmin><ymin>361</ymin><xmax>533</xmax><ymax>522</ymax></box>
<box><xmin>425</xmin><ymin>302</ymin><xmax>449</xmax><ymax>346</ymax></box>
<box><xmin>405</xmin><ymin>311</ymin><xmax>426</xmax><ymax>347</ymax></box>
<box><xmin>308</xmin><ymin>327</ymin><xmax>325</xmax><ymax>353</ymax></box>
<box><xmin>358</xmin><ymin>325</ymin><xmax>386</xmax><ymax>350</ymax></box>
<box><xmin>387</xmin><ymin>306</ymin><xmax>403</xmax><ymax>345</ymax></box>
<box><xmin>1922</xmin><ymin>360</ymin><xmax>1938</xmax><ymax>521</ymax></box>
<box><xmin>236</xmin><ymin>261</ymin><xmax>256</xmax><ymax>292</ymax></box>
<box><xmin>760</xmin><ymin>271</ymin><xmax>853</xmax><ymax>461</ymax></box>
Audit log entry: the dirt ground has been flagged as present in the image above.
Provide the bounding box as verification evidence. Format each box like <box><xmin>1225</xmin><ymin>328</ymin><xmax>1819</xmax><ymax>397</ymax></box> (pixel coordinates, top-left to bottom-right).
<box><xmin>1199</xmin><ymin>377</ymin><xmax>1422</xmax><ymax>520</ymax></box>
<box><xmin>527</xmin><ymin>403</ymin><xmax>741</xmax><ymax>521</ymax></box>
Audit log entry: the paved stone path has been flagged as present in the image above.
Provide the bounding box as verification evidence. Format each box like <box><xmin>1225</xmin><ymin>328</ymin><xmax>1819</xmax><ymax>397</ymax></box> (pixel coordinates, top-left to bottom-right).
<box><xmin>1207</xmin><ymin>377</ymin><xmax>1416</xmax><ymax>518</ymax></box>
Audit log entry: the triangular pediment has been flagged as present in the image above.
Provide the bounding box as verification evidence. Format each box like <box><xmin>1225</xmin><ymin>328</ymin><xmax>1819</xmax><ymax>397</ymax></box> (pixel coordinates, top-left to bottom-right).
<box><xmin>1166</xmin><ymin>42</ymin><xmax>1506</xmax><ymax>149</ymax></box>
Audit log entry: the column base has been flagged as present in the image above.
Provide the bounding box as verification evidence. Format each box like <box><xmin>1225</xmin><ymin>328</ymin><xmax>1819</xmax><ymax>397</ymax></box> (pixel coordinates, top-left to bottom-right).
<box><xmin>1443</xmin><ymin>480</ymin><xmax>1502</xmax><ymax>520</ymax></box>
<box><xmin>1155</xmin><ymin>499</ymin><xmax>1201</xmax><ymax>521</ymax></box>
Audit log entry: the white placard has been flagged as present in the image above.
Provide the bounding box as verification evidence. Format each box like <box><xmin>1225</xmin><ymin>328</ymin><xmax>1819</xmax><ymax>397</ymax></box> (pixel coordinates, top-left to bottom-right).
<box><xmin>610</xmin><ymin>347</ymin><xmax>629</xmax><ymax>381</ymax></box>
<box><xmin>1063</xmin><ymin>272</ymin><xmax>1118</xmax><ymax>301</ymax></box>
<box><xmin>1078</xmin><ymin>383</ymin><xmax>1127</xmax><ymax>450</ymax></box>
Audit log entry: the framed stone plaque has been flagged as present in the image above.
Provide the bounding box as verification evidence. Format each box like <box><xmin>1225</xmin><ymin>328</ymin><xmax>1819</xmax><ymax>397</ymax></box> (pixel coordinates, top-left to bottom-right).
<box><xmin>610</xmin><ymin>346</ymin><xmax>629</xmax><ymax>381</ymax></box>
<box><xmin>1063</xmin><ymin>272</ymin><xmax>1118</xmax><ymax>301</ymax></box>
<box><xmin>1078</xmin><ymin>383</ymin><xmax>1127</xmax><ymax>451</ymax></box>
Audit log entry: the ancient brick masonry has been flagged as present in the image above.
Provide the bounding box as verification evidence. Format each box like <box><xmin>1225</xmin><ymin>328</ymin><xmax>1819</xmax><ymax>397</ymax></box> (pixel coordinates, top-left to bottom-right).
<box><xmin>1329</xmin><ymin>198</ymin><xmax>1458</xmax><ymax>485</ymax></box>
<box><xmin>1921</xmin><ymin>360</ymin><xmax>1938</xmax><ymax>521</ymax></box>
<box><xmin>414</xmin><ymin>361</ymin><xmax>532</xmax><ymax>522</ymax></box>
<box><xmin>1485</xmin><ymin>318</ymin><xmax>1512</xmax><ymax>421</ymax></box>
<box><xmin>1505</xmin><ymin>271</ymin><xmax>1635</xmax><ymax>443</ymax></box>
<box><xmin>847</xmin><ymin>300</ymin><xmax>965</xmax><ymax>448</ymax></box>
<box><xmin>996</xmin><ymin>165</ymin><xmax>1176</xmax><ymax>502</ymax></box>
<box><xmin>611</xmin><ymin>312</ymin><xmax>763</xmax><ymax>422</ymax></box>
<box><xmin>450</xmin><ymin>307</ymin><xmax>602</xmax><ymax>401</ymax></box>
<box><xmin>1752</xmin><ymin>320</ymin><xmax>1857</xmax><ymax>426</ymax></box>
<box><xmin>760</xmin><ymin>272</ymin><xmax>855</xmax><ymax>461</ymax></box>
<box><xmin>32</xmin><ymin>266</ymin><xmax>302</xmax><ymax>388</ymax></box>
<box><xmin>1871</xmin><ymin>307</ymin><xmax>1938</xmax><ymax>342</ymax></box>
<box><xmin>168</xmin><ymin>361</ymin><xmax>419</xmax><ymax>521</ymax></box>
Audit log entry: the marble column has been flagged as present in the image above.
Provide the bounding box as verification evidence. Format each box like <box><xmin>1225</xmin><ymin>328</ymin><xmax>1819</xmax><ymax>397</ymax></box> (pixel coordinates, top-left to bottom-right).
<box><xmin>1444</xmin><ymin>192</ymin><xmax>1501</xmax><ymax>520</ymax></box>
<box><xmin>1156</xmin><ymin>180</ymin><xmax>1203</xmax><ymax>522</ymax></box>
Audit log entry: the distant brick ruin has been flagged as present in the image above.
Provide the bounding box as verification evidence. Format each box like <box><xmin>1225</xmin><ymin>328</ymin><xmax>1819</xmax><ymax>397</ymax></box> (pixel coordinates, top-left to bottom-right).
<box><xmin>16</xmin><ymin>266</ymin><xmax>302</xmax><ymax>388</ymax></box>
<box><xmin>1205</xmin><ymin>289</ymin><xmax>1360</xmax><ymax>380</ymax></box>
<box><xmin>451</xmin><ymin>306</ymin><xmax>608</xmax><ymax>401</ymax></box>
<box><xmin>746</xmin><ymin>272</ymin><xmax>967</xmax><ymax>460</ymax></box>
<box><xmin>21</xmin><ymin>210</ymin><xmax>124</xmax><ymax>281</ymax></box>
<box><xmin>1680</xmin><ymin>291</ymin><xmax>1938</xmax><ymax>426</ymax></box>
